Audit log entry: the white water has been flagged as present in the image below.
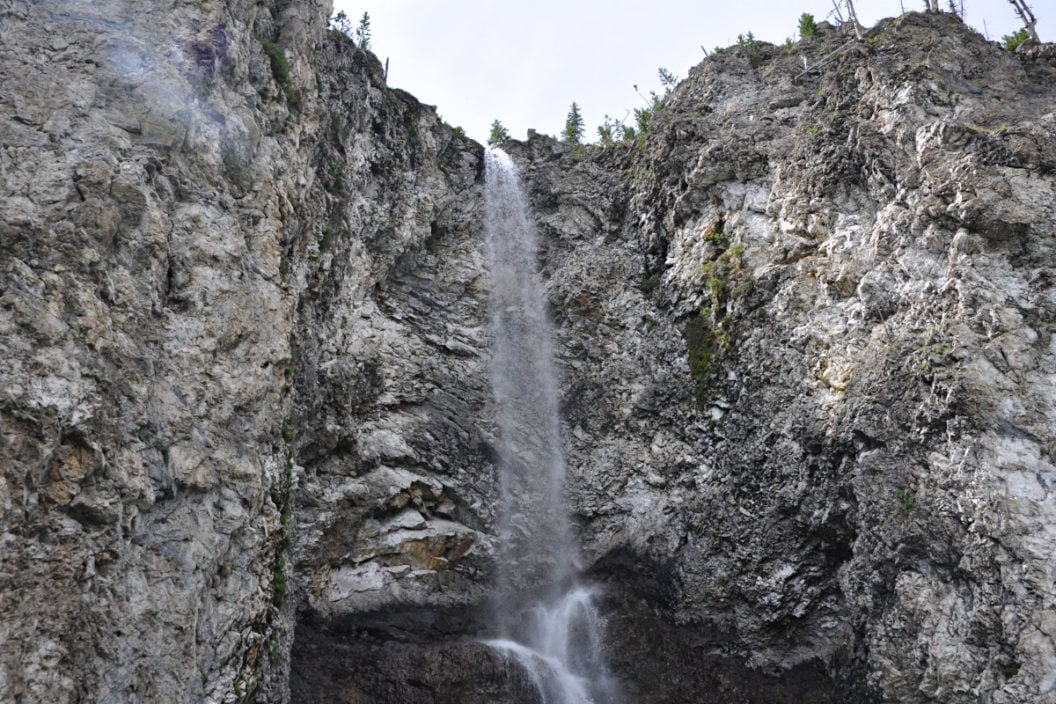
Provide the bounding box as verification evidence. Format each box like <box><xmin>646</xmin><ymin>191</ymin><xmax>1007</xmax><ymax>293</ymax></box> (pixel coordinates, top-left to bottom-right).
<box><xmin>483</xmin><ymin>148</ymin><xmax>615</xmax><ymax>704</ymax></box>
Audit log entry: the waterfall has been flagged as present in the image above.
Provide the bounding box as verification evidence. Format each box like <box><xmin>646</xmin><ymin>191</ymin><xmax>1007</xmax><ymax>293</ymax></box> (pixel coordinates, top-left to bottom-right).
<box><xmin>482</xmin><ymin>148</ymin><xmax>615</xmax><ymax>704</ymax></box>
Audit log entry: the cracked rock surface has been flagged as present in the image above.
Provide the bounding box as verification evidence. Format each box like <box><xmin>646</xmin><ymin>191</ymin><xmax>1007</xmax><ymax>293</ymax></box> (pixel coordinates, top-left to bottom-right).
<box><xmin>499</xmin><ymin>13</ymin><xmax>1055</xmax><ymax>703</ymax></box>
<box><xmin>2</xmin><ymin>4</ymin><xmax>1054</xmax><ymax>704</ymax></box>
<box><xmin>0</xmin><ymin>1</ymin><xmax>480</xmax><ymax>701</ymax></box>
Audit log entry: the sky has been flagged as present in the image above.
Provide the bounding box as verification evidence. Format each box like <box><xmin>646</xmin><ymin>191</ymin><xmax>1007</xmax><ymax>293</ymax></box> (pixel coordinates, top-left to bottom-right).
<box><xmin>330</xmin><ymin>0</ymin><xmax>1044</xmax><ymax>143</ymax></box>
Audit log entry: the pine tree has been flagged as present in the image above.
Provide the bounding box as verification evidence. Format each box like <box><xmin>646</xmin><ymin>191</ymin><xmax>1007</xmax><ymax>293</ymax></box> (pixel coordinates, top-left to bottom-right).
<box><xmin>331</xmin><ymin>11</ymin><xmax>353</xmax><ymax>36</ymax></box>
<box><xmin>355</xmin><ymin>12</ymin><xmax>371</xmax><ymax>50</ymax></box>
<box><xmin>658</xmin><ymin>67</ymin><xmax>679</xmax><ymax>93</ymax></box>
<box><xmin>597</xmin><ymin>116</ymin><xmax>618</xmax><ymax>147</ymax></box>
<box><xmin>798</xmin><ymin>13</ymin><xmax>819</xmax><ymax>38</ymax></box>
<box><xmin>633</xmin><ymin>92</ymin><xmax>663</xmax><ymax>137</ymax></box>
<box><xmin>488</xmin><ymin>119</ymin><xmax>510</xmax><ymax>147</ymax></box>
<box><xmin>562</xmin><ymin>102</ymin><xmax>585</xmax><ymax>145</ymax></box>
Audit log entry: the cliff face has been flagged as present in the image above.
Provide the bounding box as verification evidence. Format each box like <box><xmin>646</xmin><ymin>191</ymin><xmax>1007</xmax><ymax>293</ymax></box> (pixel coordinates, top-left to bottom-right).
<box><xmin>622</xmin><ymin>15</ymin><xmax>1056</xmax><ymax>702</ymax></box>
<box><xmin>508</xmin><ymin>14</ymin><xmax>1056</xmax><ymax>702</ymax></box>
<box><xmin>1</xmin><ymin>3</ymin><xmax>1054</xmax><ymax>704</ymax></box>
<box><xmin>0</xmin><ymin>1</ymin><xmax>480</xmax><ymax>701</ymax></box>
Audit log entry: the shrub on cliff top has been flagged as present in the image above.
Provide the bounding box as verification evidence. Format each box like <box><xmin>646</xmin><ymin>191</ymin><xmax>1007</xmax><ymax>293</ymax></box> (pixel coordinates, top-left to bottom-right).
<box><xmin>488</xmin><ymin>119</ymin><xmax>510</xmax><ymax>146</ymax></box>
<box><xmin>1002</xmin><ymin>28</ymin><xmax>1030</xmax><ymax>51</ymax></box>
<box><xmin>562</xmin><ymin>102</ymin><xmax>585</xmax><ymax>145</ymax></box>
<box><xmin>798</xmin><ymin>13</ymin><xmax>819</xmax><ymax>38</ymax></box>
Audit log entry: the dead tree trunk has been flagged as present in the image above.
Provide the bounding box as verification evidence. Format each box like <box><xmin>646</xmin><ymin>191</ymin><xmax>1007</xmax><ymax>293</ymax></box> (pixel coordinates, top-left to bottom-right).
<box><xmin>843</xmin><ymin>0</ymin><xmax>863</xmax><ymax>38</ymax></box>
<box><xmin>1008</xmin><ymin>0</ymin><xmax>1040</xmax><ymax>42</ymax></box>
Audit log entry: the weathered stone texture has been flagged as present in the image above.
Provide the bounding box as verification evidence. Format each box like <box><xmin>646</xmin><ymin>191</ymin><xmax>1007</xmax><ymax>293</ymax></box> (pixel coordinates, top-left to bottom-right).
<box><xmin>506</xmin><ymin>13</ymin><xmax>1055</xmax><ymax>703</ymax></box>
<box><xmin>2</xmin><ymin>4</ymin><xmax>1054</xmax><ymax>704</ymax></box>
<box><xmin>0</xmin><ymin>1</ymin><xmax>479</xmax><ymax>702</ymax></box>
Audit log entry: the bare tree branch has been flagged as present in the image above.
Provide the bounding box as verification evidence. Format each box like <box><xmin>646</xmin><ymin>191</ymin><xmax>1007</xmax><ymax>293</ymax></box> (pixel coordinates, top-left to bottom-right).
<box><xmin>1008</xmin><ymin>0</ymin><xmax>1040</xmax><ymax>42</ymax></box>
<box><xmin>842</xmin><ymin>0</ymin><xmax>863</xmax><ymax>38</ymax></box>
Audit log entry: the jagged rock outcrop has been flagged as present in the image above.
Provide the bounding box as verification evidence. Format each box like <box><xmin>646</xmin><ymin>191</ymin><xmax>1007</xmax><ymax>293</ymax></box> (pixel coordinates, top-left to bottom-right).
<box><xmin>506</xmin><ymin>12</ymin><xmax>1055</xmax><ymax>702</ymax></box>
<box><xmin>2</xmin><ymin>3</ymin><xmax>1054</xmax><ymax>703</ymax></box>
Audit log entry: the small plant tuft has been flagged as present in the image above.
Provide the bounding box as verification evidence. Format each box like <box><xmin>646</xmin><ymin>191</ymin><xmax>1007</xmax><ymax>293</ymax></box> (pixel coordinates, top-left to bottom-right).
<box><xmin>683</xmin><ymin>238</ymin><xmax>746</xmax><ymax>405</ymax></box>
<box><xmin>706</xmin><ymin>227</ymin><xmax>728</xmax><ymax>246</ymax></box>
<box><xmin>271</xmin><ymin>567</ymin><xmax>287</xmax><ymax>607</ymax></box>
<box><xmin>259</xmin><ymin>39</ymin><xmax>291</xmax><ymax>89</ymax></box>
<box><xmin>281</xmin><ymin>411</ymin><xmax>296</xmax><ymax>443</ymax></box>
<box><xmin>323</xmin><ymin>162</ymin><xmax>346</xmax><ymax>194</ymax></box>
<box><xmin>897</xmin><ymin>487</ymin><xmax>915</xmax><ymax>514</ymax></box>
<box><xmin>639</xmin><ymin>273</ymin><xmax>662</xmax><ymax>296</ymax></box>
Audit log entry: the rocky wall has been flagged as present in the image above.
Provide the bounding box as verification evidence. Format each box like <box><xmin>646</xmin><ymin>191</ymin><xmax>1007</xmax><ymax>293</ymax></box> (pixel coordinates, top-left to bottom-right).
<box><xmin>2</xmin><ymin>4</ymin><xmax>1054</xmax><ymax>704</ymax></box>
<box><xmin>509</xmin><ymin>12</ymin><xmax>1055</xmax><ymax>703</ymax></box>
<box><xmin>0</xmin><ymin>1</ymin><xmax>482</xmax><ymax>701</ymax></box>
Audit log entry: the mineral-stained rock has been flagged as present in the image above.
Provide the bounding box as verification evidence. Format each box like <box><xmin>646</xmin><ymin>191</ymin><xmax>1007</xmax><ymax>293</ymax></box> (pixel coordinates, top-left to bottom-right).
<box><xmin>1</xmin><ymin>3</ymin><xmax>1054</xmax><ymax>703</ymax></box>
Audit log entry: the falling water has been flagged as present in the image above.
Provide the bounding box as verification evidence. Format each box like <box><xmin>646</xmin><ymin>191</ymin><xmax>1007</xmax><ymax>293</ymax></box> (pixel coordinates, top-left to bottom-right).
<box><xmin>482</xmin><ymin>148</ymin><xmax>615</xmax><ymax>704</ymax></box>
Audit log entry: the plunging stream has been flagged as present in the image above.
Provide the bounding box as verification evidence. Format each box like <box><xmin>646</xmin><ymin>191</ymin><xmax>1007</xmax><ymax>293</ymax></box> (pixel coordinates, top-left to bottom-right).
<box><xmin>482</xmin><ymin>148</ymin><xmax>615</xmax><ymax>704</ymax></box>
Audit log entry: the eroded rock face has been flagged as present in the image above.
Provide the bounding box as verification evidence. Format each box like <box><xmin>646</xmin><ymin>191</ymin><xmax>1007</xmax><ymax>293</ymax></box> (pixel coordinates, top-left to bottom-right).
<box><xmin>504</xmin><ymin>12</ymin><xmax>1055</xmax><ymax>703</ymax></box>
<box><xmin>2</xmin><ymin>3</ymin><xmax>1054</xmax><ymax>704</ymax></box>
<box><xmin>0</xmin><ymin>1</ymin><xmax>480</xmax><ymax>702</ymax></box>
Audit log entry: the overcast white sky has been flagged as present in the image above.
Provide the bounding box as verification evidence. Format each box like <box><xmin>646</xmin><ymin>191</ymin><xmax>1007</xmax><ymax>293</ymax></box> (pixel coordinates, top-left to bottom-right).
<box><xmin>330</xmin><ymin>0</ymin><xmax>1044</xmax><ymax>143</ymax></box>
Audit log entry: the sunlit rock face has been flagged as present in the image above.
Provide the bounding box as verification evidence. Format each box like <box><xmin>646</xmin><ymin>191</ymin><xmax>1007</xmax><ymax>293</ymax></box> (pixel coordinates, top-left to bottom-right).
<box><xmin>2</xmin><ymin>3</ymin><xmax>1054</xmax><ymax>703</ymax></box>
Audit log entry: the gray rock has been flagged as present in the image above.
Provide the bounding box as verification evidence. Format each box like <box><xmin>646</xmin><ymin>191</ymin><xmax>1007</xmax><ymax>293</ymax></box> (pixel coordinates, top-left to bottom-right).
<box><xmin>2</xmin><ymin>5</ymin><xmax>1053</xmax><ymax>704</ymax></box>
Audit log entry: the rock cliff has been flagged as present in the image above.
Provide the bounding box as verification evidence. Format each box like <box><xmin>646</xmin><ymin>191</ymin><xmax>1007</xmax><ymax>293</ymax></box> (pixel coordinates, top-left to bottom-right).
<box><xmin>506</xmin><ymin>13</ymin><xmax>1056</xmax><ymax>703</ymax></box>
<box><xmin>1</xmin><ymin>1</ymin><xmax>480</xmax><ymax>701</ymax></box>
<box><xmin>1</xmin><ymin>3</ymin><xmax>1054</xmax><ymax>704</ymax></box>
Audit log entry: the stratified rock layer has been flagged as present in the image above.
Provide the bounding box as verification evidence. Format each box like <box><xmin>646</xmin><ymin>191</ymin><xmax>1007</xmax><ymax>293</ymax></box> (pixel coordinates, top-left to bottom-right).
<box><xmin>1</xmin><ymin>4</ymin><xmax>1053</xmax><ymax>704</ymax></box>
